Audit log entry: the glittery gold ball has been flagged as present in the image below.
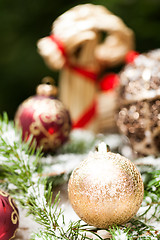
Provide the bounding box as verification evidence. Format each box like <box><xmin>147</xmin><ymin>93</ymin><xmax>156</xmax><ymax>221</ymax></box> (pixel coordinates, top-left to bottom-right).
<box><xmin>117</xmin><ymin>49</ymin><xmax>160</xmax><ymax>156</ymax></box>
<box><xmin>68</xmin><ymin>143</ymin><xmax>144</xmax><ymax>228</ymax></box>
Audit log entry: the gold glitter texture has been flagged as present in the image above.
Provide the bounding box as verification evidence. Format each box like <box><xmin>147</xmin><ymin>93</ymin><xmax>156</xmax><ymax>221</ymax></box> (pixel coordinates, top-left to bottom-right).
<box><xmin>117</xmin><ymin>49</ymin><xmax>160</xmax><ymax>156</ymax></box>
<box><xmin>68</xmin><ymin>149</ymin><xmax>144</xmax><ymax>228</ymax></box>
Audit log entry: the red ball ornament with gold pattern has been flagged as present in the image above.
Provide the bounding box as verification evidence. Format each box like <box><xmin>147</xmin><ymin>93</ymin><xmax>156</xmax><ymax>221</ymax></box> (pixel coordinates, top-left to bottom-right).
<box><xmin>0</xmin><ymin>190</ymin><xmax>19</xmax><ymax>240</ymax></box>
<box><xmin>15</xmin><ymin>77</ymin><xmax>72</xmax><ymax>152</ymax></box>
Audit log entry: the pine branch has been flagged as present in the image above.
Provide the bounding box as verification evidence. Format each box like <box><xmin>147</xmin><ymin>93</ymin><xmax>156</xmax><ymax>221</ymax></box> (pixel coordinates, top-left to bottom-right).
<box><xmin>109</xmin><ymin>225</ymin><xmax>131</xmax><ymax>240</ymax></box>
<box><xmin>0</xmin><ymin>113</ymin><xmax>160</xmax><ymax>239</ymax></box>
<box><xmin>0</xmin><ymin>113</ymin><xmax>105</xmax><ymax>239</ymax></box>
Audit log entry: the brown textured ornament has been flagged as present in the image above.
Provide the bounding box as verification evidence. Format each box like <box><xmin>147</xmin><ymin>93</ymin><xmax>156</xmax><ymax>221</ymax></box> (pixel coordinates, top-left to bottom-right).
<box><xmin>15</xmin><ymin>77</ymin><xmax>71</xmax><ymax>152</ymax></box>
<box><xmin>68</xmin><ymin>142</ymin><xmax>144</xmax><ymax>228</ymax></box>
<box><xmin>0</xmin><ymin>190</ymin><xmax>19</xmax><ymax>240</ymax></box>
<box><xmin>117</xmin><ymin>49</ymin><xmax>160</xmax><ymax>156</ymax></box>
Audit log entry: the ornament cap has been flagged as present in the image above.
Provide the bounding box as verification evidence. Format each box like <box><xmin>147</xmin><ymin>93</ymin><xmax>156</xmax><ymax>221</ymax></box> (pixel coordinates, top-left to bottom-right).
<box><xmin>36</xmin><ymin>76</ymin><xmax>58</xmax><ymax>97</ymax></box>
<box><xmin>95</xmin><ymin>142</ymin><xmax>110</xmax><ymax>153</ymax></box>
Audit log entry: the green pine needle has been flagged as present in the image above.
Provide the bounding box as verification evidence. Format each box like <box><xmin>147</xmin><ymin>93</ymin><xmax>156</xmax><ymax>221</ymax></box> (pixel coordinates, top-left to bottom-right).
<box><xmin>0</xmin><ymin>112</ymin><xmax>160</xmax><ymax>239</ymax></box>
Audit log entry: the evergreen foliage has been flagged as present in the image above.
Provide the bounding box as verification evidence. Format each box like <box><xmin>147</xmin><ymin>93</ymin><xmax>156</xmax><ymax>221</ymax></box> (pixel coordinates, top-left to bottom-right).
<box><xmin>0</xmin><ymin>113</ymin><xmax>160</xmax><ymax>239</ymax></box>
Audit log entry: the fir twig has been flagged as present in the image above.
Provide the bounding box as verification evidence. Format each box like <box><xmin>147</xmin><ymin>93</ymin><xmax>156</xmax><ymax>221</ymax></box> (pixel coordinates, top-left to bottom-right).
<box><xmin>0</xmin><ymin>113</ymin><xmax>160</xmax><ymax>239</ymax></box>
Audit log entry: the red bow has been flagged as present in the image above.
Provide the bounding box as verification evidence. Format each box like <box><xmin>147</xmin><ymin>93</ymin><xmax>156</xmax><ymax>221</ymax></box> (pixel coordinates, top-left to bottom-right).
<box><xmin>49</xmin><ymin>35</ymin><xmax>138</xmax><ymax>128</ymax></box>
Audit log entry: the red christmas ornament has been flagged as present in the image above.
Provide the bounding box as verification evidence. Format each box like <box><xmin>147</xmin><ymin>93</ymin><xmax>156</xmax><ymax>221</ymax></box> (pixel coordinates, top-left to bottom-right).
<box><xmin>0</xmin><ymin>190</ymin><xmax>19</xmax><ymax>240</ymax></box>
<box><xmin>15</xmin><ymin>77</ymin><xmax>72</xmax><ymax>152</ymax></box>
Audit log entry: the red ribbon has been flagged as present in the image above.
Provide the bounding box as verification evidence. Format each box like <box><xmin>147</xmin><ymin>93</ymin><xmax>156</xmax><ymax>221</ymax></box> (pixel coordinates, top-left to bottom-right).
<box><xmin>73</xmin><ymin>100</ymin><xmax>97</xmax><ymax>128</ymax></box>
<box><xmin>48</xmin><ymin>34</ymin><xmax>131</xmax><ymax>128</ymax></box>
<box><xmin>49</xmin><ymin>35</ymin><xmax>98</xmax><ymax>82</ymax></box>
<box><xmin>99</xmin><ymin>73</ymin><xmax>119</xmax><ymax>91</ymax></box>
<box><xmin>49</xmin><ymin>35</ymin><xmax>67</xmax><ymax>58</ymax></box>
<box><xmin>125</xmin><ymin>50</ymin><xmax>139</xmax><ymax>64</ymax></box>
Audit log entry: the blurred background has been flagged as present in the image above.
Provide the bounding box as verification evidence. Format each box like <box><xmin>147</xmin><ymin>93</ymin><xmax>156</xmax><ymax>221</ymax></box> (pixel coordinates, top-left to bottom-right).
<box><xmin>0</xmin><ymin>0</ymin><xmax>160</xmax><ymax>119</ymax></box>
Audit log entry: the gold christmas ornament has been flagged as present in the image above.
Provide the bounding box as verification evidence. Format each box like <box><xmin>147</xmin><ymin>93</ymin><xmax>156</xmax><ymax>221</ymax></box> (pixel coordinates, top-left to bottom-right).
<box><xmin>68</xmin><ymin>142</ymin><xmax>144</xmax><ymax>228</ymax></box>
<box><xmin>117</xmin><ymin>49</ymin><xmax>160</xmax><ymax>156</ymax></box>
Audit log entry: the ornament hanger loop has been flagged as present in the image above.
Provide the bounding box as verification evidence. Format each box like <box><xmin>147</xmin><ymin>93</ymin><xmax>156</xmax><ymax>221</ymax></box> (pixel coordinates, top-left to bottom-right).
<box><xmin>42</xmin><ymin>76</ymin><xmax>55</xmax><ymax>85</ymax></box>
<box><xmin>36</xmin><ymin>76</ymin><xmax>58</xmax><ymax>97</ymax></box>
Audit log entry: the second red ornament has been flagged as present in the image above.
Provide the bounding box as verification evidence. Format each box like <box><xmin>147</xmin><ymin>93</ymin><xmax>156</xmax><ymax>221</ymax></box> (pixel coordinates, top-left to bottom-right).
<box><xmin>15</xmin><ymin>77</ymin><xmax>72</xmax><ymax>152</ymax></box>
<box><xmin>0</xmin><ymin>190</ymin><xmax>19</xmax><ymax>240</ymax></box>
